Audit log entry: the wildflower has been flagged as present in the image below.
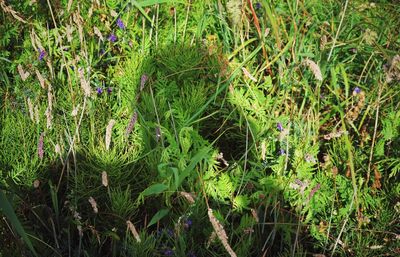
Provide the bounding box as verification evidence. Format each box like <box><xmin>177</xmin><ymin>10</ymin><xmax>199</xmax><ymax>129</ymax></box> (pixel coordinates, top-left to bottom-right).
<box><xmin>107</xmin><ymin>87</ymin><xmax>112</xmax><ymax>94</ymax></box>
<box><xmin>117</xmin><ymin>18</ymin><xmax>125</xmax><ymax>29</ymax></box>
<box><xmin>184</xmin><ymin>219</ymin><xmax>192</xmax><ymax>229</ymax></box>
<box><xmin>279</xmin><ymin>149</ymin><xmax>285</xmax><ymax>155</ymax></box>
<box><xmin>99</xmin><ymin>49</ymin><xmax>105</xmax><ymax>56</ymax></box>
<box><xmin>255</xmin><ymin>2</ymin><xmax>262</xmax><ymax>9</ymax></box>
<box><xmin>97</xmin><ymin>87</ymin><xmax>103</xmax><ymax>95</ymax></box>
<box><xmin>38</xmin><ymin>132</ymin><xmax>44</xmax><ymax>159</ymax></box>
<box><xmin>125</xmin><ymin>111</ymin><xmax>138</xmax><ymax>137</ymax></box>
<box><xmin>108</xmin><ymin>33</ymin><xmax>117</xmax><ymax>42</ymax></box>
<box><xmin>353</xmin><ymin>87</ymin><xmax>361</xmax><ymax>94</ymax></box>
<box><xmin>140</xmin><ymin>74</ymin><xmax>148</xmax><ymax>91</ymax></box>
<box><xmin>164</xmin><ymin>249</ymin><xmax>174</xmax><ymax>256</ymax></box>
<box><xmin>277</xmin><ymin>122</ymin><xmax>283</xmax><ymax>131</ymax></box>
<box><xmin>308</xmin><ymin>183</ymin><xmax>321</xmax><ymax>200</ymax></box>
<box><xmin>38</xmin><ymin>48</ymin><xmax>46</xmax><ymax>61</ymax></box>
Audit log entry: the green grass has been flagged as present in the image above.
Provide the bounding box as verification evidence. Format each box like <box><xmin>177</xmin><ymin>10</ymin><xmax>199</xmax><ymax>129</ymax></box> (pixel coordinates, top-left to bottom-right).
<box><xmin>0</xmin><ymin>0</ymin><xmax>399</xmax><ymax>256</ymax></box>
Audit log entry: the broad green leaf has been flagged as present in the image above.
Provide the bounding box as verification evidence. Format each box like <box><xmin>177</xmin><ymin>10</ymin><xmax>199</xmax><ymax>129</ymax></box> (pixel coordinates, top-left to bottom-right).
<box><xmin>177</xmin><ymin>146</ymin><xmax>211</xmax><ymax>188</ymax></box>
<box><xmin>141</xmin><ymin>183</ymin><xmax>168</xmax><ymax>197</ymax></box>
<box><xmin>147</xmin><ymin>209</ymin><xmax>169</xmax><ymax>227</ymax></box>
<box><xmin>0</xmin><ymin>191</ymin><xmax>38</xmax><ymax>256</ymax></box>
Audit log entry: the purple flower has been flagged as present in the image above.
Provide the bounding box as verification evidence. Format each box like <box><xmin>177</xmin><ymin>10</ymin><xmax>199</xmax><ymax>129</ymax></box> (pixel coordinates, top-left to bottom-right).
<box><xmin>99</xmin><ymin>49</ymin><xmax>105</xmax><ymax>56</ymax></box>
<box><xmin>108</xmin><ymin>33</ymin><xmax>117</xmax><ymax>42</ymax></box>
<box><xmin>353</xmin><ymin>87</ymin><xmax>361</xmax><ymax>94</ymax></box>
<box><xmin>125</xmin><ymin>111</ymin><xmax>138</xmax><ymax>137</ymax></box>
<box><xmin>164</xmin><ymin>249</ymin><xmax>174</xmax><ymax>256</ymax></box>
<box><xmin>184</xmin><ymin>219</ymin><xmax>192</xmax><ymax>229</ymax></box>
<box><xmin>277</xmin><ymin>122</ymin><xmax>283</xmax><ymax>131</ymax></box>
<box><xmin>140</xmin><ymin>74</ymin><xmax>148</xmax><ymax>91</ymax></box>
<box><xmin>255</xmin><ymin>2</ymin><xmax>262</xmax><ymax>9</ymax></box>
<box><xmin>38</xmin><ymin>132</ymin><xmax>44</xmax><ymax>159</ymax></box>
<box><xmin>308</xmin><ymin>183</ymin><xmax>321</xmax><ymax>200</ymax></box>
<box><xmin>117</xmin><ymin>18</ymin><xmax>125</xmax><ymax>30</ymax></box>
<box><xmin>107</xmin><ymin>87</ymin><xmax>112</xmax><ymax>94</ymax></box>
<box><xmin>96</xmin><ymin>87</ymin><xmax>103</xmax><ymax>95</ymax></box>
<box><xmin>38</xmin><ymin>49</ymin><xmax>46</xmax><ymax>61</ymax></box>
<box><xmin>279</xmin><ymin>149</ymin><xmax>285</xmax><ymax>155</ymax></box>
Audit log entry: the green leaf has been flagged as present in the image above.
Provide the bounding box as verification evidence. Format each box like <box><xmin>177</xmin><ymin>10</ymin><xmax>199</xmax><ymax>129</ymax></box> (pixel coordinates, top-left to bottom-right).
<box><xmin>147</xmin><ymin>209</ymin><xmax>169</xmax><ymax>227</ymax></box>
<box><xmin>0</xmin><ymin>190</ymin><xmax>38</xmax><ymax>256</ymax></box>
<box><xmin>141</xmin><ymin>183</ymin><xmax>168</xmax><ymax>197</ymax></box>
<box><xmin>177</xmin><ymin>146</ymin><xmax>211</xmax><ymax>188</ymax></box>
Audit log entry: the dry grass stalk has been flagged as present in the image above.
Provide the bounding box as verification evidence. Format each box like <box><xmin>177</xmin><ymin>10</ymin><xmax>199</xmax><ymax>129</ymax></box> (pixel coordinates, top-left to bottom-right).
<box><xmin>105</xmin><ymin>119</ymin><xmax>116</xmax><ymax>150</ymax></box>
<box><xmin>47</xmin><ymin>83</ymin><xmax>53</xmax><ymax>111</ymax></box>
<box><xmin>93</xmin><ymin>26</ymin><xmax>103</xmax><ymax>41</ymax></box>
<box><xmin>18</xmin><ymin>64</ymin><xmax>30</xmax><ymax>81</ymax></box>
<box><xmin>71</xmin><ymin>105</ymin><xmax>79</xmax><ymax>117</ymax></box>
<box><xmin>35</xmin><ymin>69</ymin><xmax>46</xmax><ymax>89</ymax></box>
<box><xmin>78</xmin><ymin>68</ymin><xmax>91</xmax><ymax>97</ymax></box>
<box><xmin>0</xmin><ymin>0</ymin><xmax>27</xmax><ymax>23</ymax></box>
<box><xmin>27</xmin><ymin>98</ymin><xmax>34</xmax><ymax>121</ymax></box>
<box><xmin>30</xmin><ymin>29</ymin><xmax>44</xmax><ymax>52</ymax></box>
<box><xmin>304</xmin><ymin>58</ymin><xmax>323</xmax><ymax>81</ymax></box>
<box><xmin>34</xmin><ymin>105</ymin><xmax>39</xmax><ymax>124</ymax></box>
<box><xmin>323</xmin><ymin>129</ymin><xmax>348</xmax><ymax>140</ymax></box>
<box><xmin>65</xmin><ymin>23</ymin><xmax>74</xmax><ymax>43</ymax></box>
<box><xmin>101</xmin><ymin>171</ymin><xmax>108</xmax><ymax>187</ymax></box>
<box><xmin>242</xmin><ymin>67</ymin><xmax>257</xmax><ymax>82</ymax></box>
<box><xmin>88</xmin><ymin>196</ymin><xmax>98</xmax><ymax>213</ymax></box>
<box><xmin>226</xmin><ymin>0</ymin><xmax>242</xmax><ymax>28</ymax></box>
<box><xmin>385</xmin><ymin>54</ymin><xmax>400</xmax><ymax>83</ymax></box>
<box><xmin>347</xmin><ymin>91</ymin><xmax>365</xmax><ymax>121</ymax></box>
<box><xmin>179</xmin><ymin>191</ymin><xmax>196</xmax><ymax>204</ymax></box>
<box><xmin>73</xmin><ymin>12</ymin><xmax>84</xmax><ymax>45</ymax></box>
<box><xmin>261</xmin><ymin>140</ymin><xmax>266</xmax><ymax>161</ymax></box>
<box><xmin>45</xmin><ymin>107</ymin><xmax>52</xmax><ymax>129</ymax></box>
<box><xmin>208</xmin><ymin>208</ymin><xmax>237</xmax><ymax>257</ymax></box>
<box><xmin>126</xmin><ymin>220</ymin><xmax>141</xmax><ymax>242</ymax></box>
<box><xmin>55</xmin><ymin>144</ymin><xmax>61</xmax><ymax>155</ymax></box>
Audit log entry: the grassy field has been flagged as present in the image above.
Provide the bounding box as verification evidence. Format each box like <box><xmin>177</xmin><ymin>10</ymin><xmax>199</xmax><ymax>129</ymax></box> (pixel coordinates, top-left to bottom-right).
<box><xmin>0</xmin><ymin>0</ymin><xmax>399</xmax><ymax>256</ymax></box>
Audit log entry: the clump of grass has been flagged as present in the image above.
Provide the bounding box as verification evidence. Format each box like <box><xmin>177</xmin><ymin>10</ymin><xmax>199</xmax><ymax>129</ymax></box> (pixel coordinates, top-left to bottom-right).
<box><xmin>0</xmin><ymin>1</ymin><xmax>399</xmax><ymax>257</ymax></box>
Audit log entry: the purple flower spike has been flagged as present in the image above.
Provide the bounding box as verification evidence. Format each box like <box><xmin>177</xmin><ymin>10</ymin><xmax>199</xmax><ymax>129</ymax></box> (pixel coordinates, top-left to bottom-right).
<box><xmin>117</xmin><ymin>18</ymin><xmax>125</xmax><ymax>30</ymax></box>
<box><xmin>353</xmin><ymin>87</ymin><xmax>361</xmax><ymax>94</ymax></box>
<box><xmin>107</xmin><ymin>87</ymin><xmax>112</xmax><ymax>94</ymax></box>
<box><xmin>96</xmin><ymin>87</ymin><xmax>103</xmax><ymax>95</ymax></box>
<box><xmin>277</xmin><ymin>122</ymin><xmax>283</xmax><ymax>131</ymax></box>
<box><xmin>126</xmin><ymin>111</ymin><xmax>138</xmax><ymax>137</ymax></box>
<box><xmin>108</xmin><ymin>33</ymin><xmax>117</xmax><ymax>42</ymax></box>
<box><xmin>38</xmin><ymin>49</ymin><xmax>46</xmax><ymax>61</ymax></box>
<box><xmin>308</xmin><ymin>183</ymin><xmax>321</xmax><ymax>200</ymax></box>
<box><xmin>140</xmin><ymin>74</ymin><xmax>148</xmax><ymax>91</ymax></box>
<box><xmin>38</xmin><ymin>132</ymin><xmax>44</xmax><ymax>159</ymax></box>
